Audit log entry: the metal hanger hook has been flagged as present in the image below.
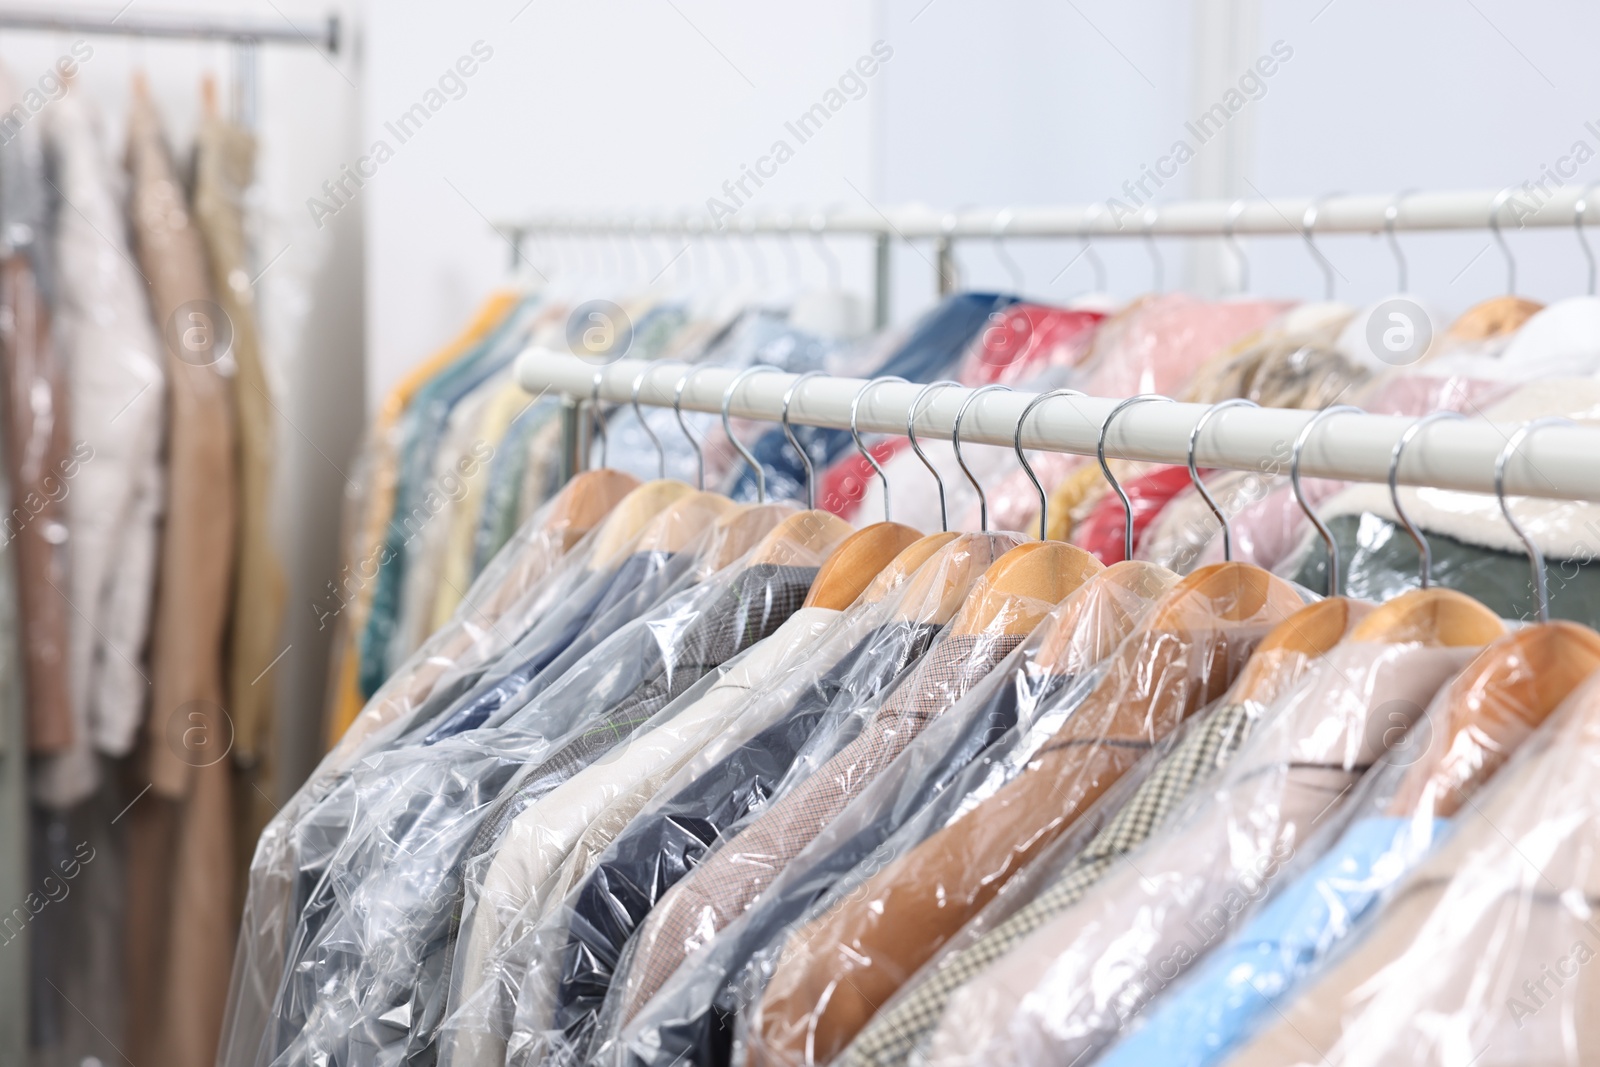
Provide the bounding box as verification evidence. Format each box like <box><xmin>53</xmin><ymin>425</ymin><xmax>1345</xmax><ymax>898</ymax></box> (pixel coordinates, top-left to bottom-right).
<box><xmin>953</xmin><ymin>384</ymin><xmax>1012</xmax><ymax>532</ymax></box>
<box><xmin>1223</xmin><ymin>199</ymin><xmax>1250</xmax><ymax>293</ymax></box>
<box><xmin>993</xmin><ymin>209</ymin><xmax>1026</xmax><ymax>292</ymax></box>
<box><xmin>1187</xmin><ymin>398</ymin><xmax>1258</xmax><ymax>561</ymax></box>
<box><xmin>907</xmin><ymin>380</ymin><xmax>961</xmax><ymax>532</ymax></box>
<box><xmin>1384</xmin><ymin>188</ymin><xmax>1417</xmax><ymax>293</ymax></box>
<box><xmin>1389</xmin><ymin>411</ymin><xmax>1462</xmax><ymax>589</ymax></box>
<box><xmin>1301</xmin><ymin>194</ymin><xmax>1340</xmax><ymax>300</ymax></box>
<box><xmin>1290</xmin><ymin>405</ymin><xmax>1364</xmax><ymax>597</ymax></box>
<box><xmin>1490</xmin><ymin>186</ymin><xmax>1519</xmax><ymax>294</ymax></box>
<box><xmin>631</xmin><ymin>366</ymin><xmax>666</xmax><ymax>479</ymax></box>
<box><xmin>850</xmin><ymin>376</ymin><xmax>909</xmax><ymax>523</ymax></box>
<box><xmin>671</xmin><ymin>364</ymin><xmax>708</xmax><ymax>489</ymax></box>
<box><xmin>1577</xmin><ymin>183</ymin><xmax>1598</xmax><ymax>296</ymax></box>
<box><xmin>589</xmin><ymin>369</ymin><xmax>609</xmax><ymax>468</ymax></box>
<box><xmin>1495</xmin><ymin>417</ymin><xmax>1572</xmax><ymax>623</ymax></box>
<box><xmin>781</xmin><ymin>370</ymin><xmax>826</xmax><ymax>509</ymax></box>
<box><xmin>722</xmin><ymin>365</ymin><xmax>781</xmax><ymax>503</ymax></box>
<box><xmin>1080</xmin><ymin>202</ymin><xmax>1108</xmax><ymax>292</ymax></box>
<box><xmin>1015</xmin><ymin>389</ymin><xmax>1086</xmax><ymax>541</ymax></box>
<box><xmin>1098</xmin><ymin>394</ymin><xmax>1176</xmax><ymax>560</ymax></box>
<box><xmin>1141</xmin><ymin>206</ymin><xmax>1164</xmax><ymax>293</ymax></box>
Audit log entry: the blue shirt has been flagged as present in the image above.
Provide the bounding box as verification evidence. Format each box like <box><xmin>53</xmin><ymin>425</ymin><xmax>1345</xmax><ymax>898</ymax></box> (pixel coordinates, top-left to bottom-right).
<box><xmin>1098</xmin><ymin>815</ymin><xmax>1442</xmax><ymax>1067</ymax></box>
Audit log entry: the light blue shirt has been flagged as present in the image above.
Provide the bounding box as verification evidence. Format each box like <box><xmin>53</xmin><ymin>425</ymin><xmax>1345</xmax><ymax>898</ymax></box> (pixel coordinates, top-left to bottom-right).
<box><xmin>1097</xmin><ymin>815</ymin><xmax>1443</xmax><ymax>1067</ymax></box>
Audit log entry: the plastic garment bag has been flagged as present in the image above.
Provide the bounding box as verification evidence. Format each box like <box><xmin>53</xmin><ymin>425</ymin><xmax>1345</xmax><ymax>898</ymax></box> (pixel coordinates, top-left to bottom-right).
<box><xmin>837</xmin><ymin>599</ymin><xmax>1373</xmax><ymax>1067</ymax></box>
<box><xmin>599</xmin><ymin>558</ymin><xmax>1167</xmax><ymax>1067</ymax></box>
<box><xmin>919</xmin><ymin>632</ymin><xmax>1498</xmax><ymax>1067</ymax></box>
<box><xmin>1224</xmin><ymin>666</ymin><xmax>1600</xmax><ymax>1067</ymax></box>
<box><xmin>220</xmin><ymin>483</ymin><xmax>710</xmax><ymax>1067</ymax></box>
<box><xmin>471</xmin><ymin>534</ymin><xmax>1023</xmax><ymax>1067</ymax></box>
<box><xmin>257</xmin><ymin>528</ymin><xmax>839</xmax><ymax>1067</ymax></box>
<box><xmin>740</xmin><ymin>565</ymin><xmax>1307</xmax><ymax>1067</ymax></box>
<box><xmin>1098</xmin><ymin>621</ymin><xmax>1600</xmax><ymax>1067</ymax></box>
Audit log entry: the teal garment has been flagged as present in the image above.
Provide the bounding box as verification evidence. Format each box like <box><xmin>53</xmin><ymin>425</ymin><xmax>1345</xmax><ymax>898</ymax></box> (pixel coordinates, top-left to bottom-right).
<box><xmin>358</xmin><ymin>296</ymin><xmax>542</xmax><ymax>697</ymax></box>
<box><xmin>472</xmin><ymin>396</ymin><xmax>557</xmax><ymax>578</ymax></box>
<box><xmin>1288</xmin><ymin>513</ymin><xmax>1600</xmax><ymax>628</ymax></box>
<box><xmin>1097</xmin><ymin>816</ymin><xmax>1436</xmax><ymax>1067</ymax></box>
<box><xmin>0</xmin><ymin>414</ymin><xmax>26</xmax><ymax>1062</ymax></box>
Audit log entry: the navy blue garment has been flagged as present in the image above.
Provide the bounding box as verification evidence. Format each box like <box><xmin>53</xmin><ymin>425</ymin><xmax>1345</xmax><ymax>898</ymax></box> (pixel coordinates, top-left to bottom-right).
<box><xmin>614</xmin><ymin>668</ymin><xmax>1076</xmax><ymax>1067</ymax></box>
<box><xmin>417</xmin><ymin>552</ymin><xmax>671</xmax><ymax>744</ymax></box>
<box><xmin>724</xmin><ymin>293</ymin><xmax>1018</xmax><ymax>504</ymax></box>
<box><xmin>551</xmin><ymin>621</ymin><xmax>942</xmax><ymax>1057</ymax></box>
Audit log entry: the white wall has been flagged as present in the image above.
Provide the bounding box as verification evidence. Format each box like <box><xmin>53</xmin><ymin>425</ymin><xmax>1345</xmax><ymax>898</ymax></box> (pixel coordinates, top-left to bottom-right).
<box><xmin>0</xmin><ymin>0</ymin><xmax>366</xmax><ymax>791</ymax></box>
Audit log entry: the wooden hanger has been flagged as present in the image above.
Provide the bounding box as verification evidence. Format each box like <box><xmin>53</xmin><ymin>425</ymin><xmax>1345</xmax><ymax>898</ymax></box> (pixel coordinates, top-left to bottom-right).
<box><xmin>747</xmin><ymin>509</ymin><xmax>854</xmax><ymax>567</ymax></box>
<box><xmin>709</xmin><ymin>502</ymin><xmax>798</xmax><ymax>570</ymax></box>
<box><xmin>589</xmin><ymin>480</ymin><xmax>697</xmax><ymax>564</ymax></box>
<box><xmin>1388</xmin><ymin>621</ymin><xmax>1600</xmax><ymax>818</ymax></box>
<box><xmin>860</xmin><ymin>532</ymin><xmax>958</xmax><ymax>605</ymax></box>
<box><xmin>1348</xmin><ymin>587</ymin><xmax>1505</xmax><ymax>647</ymax></box>
<box><xmin>951</xmin><ymin>541</ymin><xmax>1104</xmax><ymax>636</ymax></box>
<box><xmin>803</xmin><ymin>522</ymin><xmax>923</xmax><ymax>610</ymax></box>
<box><xmin>632</xmin><ymin>491</ymin><xmax>740</xmax><ymax>554</ymax></box>
<box><xmin>892</xmin><ymin>533</ymin><xmax>1022</xmax><ymax>625</ymax></box>
<box><xmin>1033</xmin><ymin>560</ymin><xmax>1179</xmax><ymax>672</ymax></box>
<box><xmin>1229</xmin><ymin>597</ymin><xmax>1374</xmax><ymax>704</ymax></box>
<box><xmin>544</xmin><ymin>469</ymin><xmax>642</xmax><ymax>551</ymax></box>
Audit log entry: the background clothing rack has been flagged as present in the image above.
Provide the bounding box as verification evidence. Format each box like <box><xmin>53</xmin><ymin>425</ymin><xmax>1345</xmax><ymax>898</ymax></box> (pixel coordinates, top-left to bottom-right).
<box><xmin>519</xmin><ymin>352</ymin><xmax>1600</xmax><ymax>505</ymax></box>
<box><xmin>0</xmin><ymin>4</ymin><xmax>341</xmax><ymax>126</ymax></box>
<box><xmin>500</xmin><ymin>185</ymin><xmax>1595</xmax><ymax>325</ymax></box>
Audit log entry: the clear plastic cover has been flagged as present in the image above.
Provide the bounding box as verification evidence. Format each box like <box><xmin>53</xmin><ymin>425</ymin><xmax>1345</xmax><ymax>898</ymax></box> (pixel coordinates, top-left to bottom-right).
<box><xmin>737</xmin><ymin>564</ymin><xmax>1308</xmax><ymax>1067</ymax></box>
<box><xmin>247</xmin><ymin>519</ymin><xmax>843</xmax><ymax>1067</ymax></box>
<box><xmin>837</xmin><ymin>598</ymin><xmax>1375</xmax><ymax>1067</ymax></box>
<box><xmin>468</xmin><ymin>533</ymin><xmax>1025</xmax><ymax>1066</ymax></box>
<box><xmin>1223</xmin><ymin>661</ymin><xmax>1600</xmax><ymax>1067</ymax></box>
<box><xmin>1096</xmin><ymin>620</ymin><xmax>1600</xmax><ymax>1067</ymax></box>
<box><xmin>919</xmin><ymin>631</ymin><xmax>1500</xmax><ymax>1067</ymax></box>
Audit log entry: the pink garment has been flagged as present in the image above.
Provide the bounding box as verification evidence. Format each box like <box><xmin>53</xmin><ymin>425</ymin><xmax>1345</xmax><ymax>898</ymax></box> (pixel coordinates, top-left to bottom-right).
<box><xmin>987</xmin><ymin>295</ymin><xmax>1291</xmax><ymax>533</ymax></box>
<box><xmin>1196</xmin><ymin>374</ymin><xmax>1516</xmax><ymax>571</ymax></box>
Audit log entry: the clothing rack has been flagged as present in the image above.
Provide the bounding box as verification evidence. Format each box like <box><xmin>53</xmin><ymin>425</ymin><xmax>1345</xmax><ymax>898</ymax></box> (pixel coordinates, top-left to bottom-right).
<box><xmin>500</xmin><ymin>185</ymin><xmax>1600</xmax><ymax>316</ymax></box>
<box><xmin>518</xmin><ymin>352</ymin><xmax>1600</xmax><ymax>504</ymax></box>
<box><xmin>0</xmin><ymin>4</ymin><xmax>342</xmax><ymax>126</ymax></box>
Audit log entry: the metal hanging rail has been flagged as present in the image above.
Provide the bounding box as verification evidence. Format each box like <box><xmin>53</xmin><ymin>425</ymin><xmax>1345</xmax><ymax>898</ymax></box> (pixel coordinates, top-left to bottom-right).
<box><xmin>0</xmin><ymin>5</ymin><xmax>340</xmax><ymax>52</ymax></box>
<box><xmin>499</xmin><ymin>187</ymin><xmax>1594</xmax><ymax>240</ymax></box>
<box><xmin>518</xmin><ymin>351</ymin><xmax>1600</xmax><ymax>504</ymax></box>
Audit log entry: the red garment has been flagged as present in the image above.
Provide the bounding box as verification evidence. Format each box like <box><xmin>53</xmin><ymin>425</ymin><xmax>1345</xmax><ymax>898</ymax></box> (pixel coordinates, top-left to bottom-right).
<box><xmin>819</xmin><ymin>439</ymin><xmax>904</xmax><ymax>518</ymax></box>
<box><xmin>960</xmin><ymin>303</ymin><xmax>1104</xmax><ymax>385</ymax></box>
<box><xmin>1074</xmin><ymin>464</ymin><xmax>1201</xmax><ymax>565</ymax></box>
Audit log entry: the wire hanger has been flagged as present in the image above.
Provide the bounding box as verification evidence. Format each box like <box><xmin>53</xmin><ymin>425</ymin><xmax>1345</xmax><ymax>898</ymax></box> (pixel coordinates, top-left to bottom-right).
<box><xmin>590</xmin><ymin>370</ymin><xmax>609</xmax><ymax>468</ymax></box>
<box><xmin>953</xmin><ymin>384</ymin><xmax>1011</xmax><ymax>532</ymax></box>
<box><xmin>1576</xmin><ymin>183</ymin><xmax>1597</xmax><ymax>296</ymax></box>
<box><xmin>1301</xmin><ymin>193</ymin><xmax>1339</xmax><ymax>300</ymax></box>
<box><xmin>1098</xmin><ymin>394</ymin><xmax>1175</xmax><ymax>560</ymax></box>
<box><xmin>1187</xmin><ymin>397</ymin><xmax>1258</xmax><ymax>560</ymax></box>
<box><xmin>1389</xmin><ymin>411</ymin><xmax>1462</xmax><ymax>588</ymax></box>
<box><xmin>672</xmin><ymin>365</ymin><xmax>708</xmax><ymax>489</ymax></box>
<box><xmin>993</xmin><ymin>208</ymin><xmax>1026</xmax><ymax>292</ymax></box>
<box><xmin>1495</xmin><ymin>417</ymin><xmax>1572</xmax><ymax>623</ymax></box>
<box><xmin>1078</xmin><ymin>202</ymin><xmax>1108</xmax><ymax>292</ymax></box>
<box><xmin>1290</xmin><ymin>404</ymin><xmax>1363</xmax><ymax>597</ymax></box>
<box><xmin>1384</xmin><ymin>188</ymin><xmax>1416</xmax><ymax>292</ymax></box>
<box><xmin>722</xmin><ymin>365</ymin><xmax>781</xmax><ymax>503</ymax></box>
<box><xmin>1014</xmin><ymin>389</ymin><xmax>1086</xmax><ymax>541</ymax></box>
<box><xmin>850</xmin><ymin>376</ymin><xmax>909</xmax><ymax>522</ymax></box>
<box><xmin>631</xmin><ymin>366</ymin><xmax>666</xmax><ymax>479</ymax></box>
<box><xmin>907</xmin><ymin>380</ymin><xmax>961</xmax><ymax>531</ymax></box>
<box><xmin>1490</xmin><ymin>186</ymin><xmax>1518</xmax><ymax>294</ymax></box>
<box><xmin>1141</xmin><ymin>206</ymin><xmax>1164</xmax><ymax>293</ymax></box>
<box><xmin>1223</xmin><ymin>198</ymin><xmax>1250</xmax><ymax>294</ymax></box>
<box><xmin>781</xmin><ymin>370</ymin><xmax>826</xmax><ymax>509</ymax></box>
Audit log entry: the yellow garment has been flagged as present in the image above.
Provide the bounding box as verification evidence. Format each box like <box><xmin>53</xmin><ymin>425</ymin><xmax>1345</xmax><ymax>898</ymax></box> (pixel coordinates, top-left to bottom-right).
<box><xmin>430</xmin><ymin>376</ymin><xmax>536</xmax><ymax>631</ymax></box>
<box><xmin>323</xmin><ymin>291</ymin><xmax>518</xmax><ymax>750</ymax></box>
